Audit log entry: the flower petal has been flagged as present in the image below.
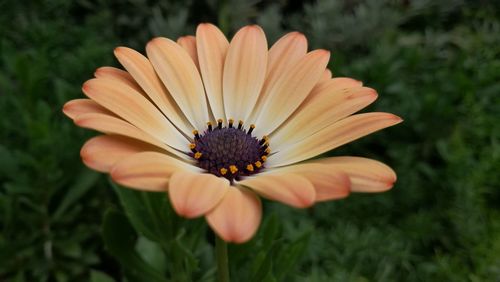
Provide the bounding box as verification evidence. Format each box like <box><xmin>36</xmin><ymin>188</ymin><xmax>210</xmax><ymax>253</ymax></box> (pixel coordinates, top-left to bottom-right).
<box><xmin>239</xmin><ymin>172</ymin><xmax>316</xmax><ymax>208</ymax></box>
<box><xmin>309</xmin><ymin>77</ymin><xmax>363</xmax><ymax>99</ymax></box>
<box><xmin>74</xmin><ymin>112</ymin><xmax>189</xmax><ymax>160</ymax></box>
<box><xmin>248</xmin><ymin>32</ymin><xmax>308</xmax><ymax>123</ymax></box>
<box><xmin>319</xmin><ymin>68</ymin><xmax>332</xmax><ymax>82</ymax></box>
<box><xmin>273</xmin><ymin>163</ymin><xmax>350</xmax><ymax>202</ymax></box>
<box><xmin>146</xmin><ymin>37</ymin><xmax>209</xmax><ymax>131</ymax></box>
<box><xmin>111</xmin><ymin>151</ymin><xmax>199</xmax><ymax>192</ymax></box>
<box><xmin>268</xmin><ymin>112</ymin><xmax>403</xmax><ymax>167</ymax></box>
<box><xmin>168</xmin><ymin>171</ymin><xmax>229</xmax><ymax>218</ymax></box>
<box><xmin>223</xmin><ymin>25</ymin><xmax>268</xmax><ymax>122</ymax></box>
<box><xmin>196</xmin><ymin>23</ymin><xmax>229</xmax><ymax>120</ymax></box>
<box><xmin>177</xmin><ymin>35</ymin><xmax>199</xmax><ymax>69</ymax></box>
<box><xmin>94</xmin><ymin>66</ymin><xmax>144</xmax><ymax>94</ymax></box>
<box><xmin>206</xmin><ymin>187</ymin><xmax>262</xmax><ymax>243</ymax></box>
<box><xmin>317</xmin><ymin>157</ymin><xmax>397</xmax><ymax>192</ymax></box>
<box><xmin>62</xmin><ymin>99</ymin><xmax>112</xmax><ymax>120</ymax></box>
<box><xmin>114</xmin><ymin>47</ymin><xmax>193</xmax><ymax>135</ymax></box>
<box><xmin>271</xmin><ymin>87</ymin><xmax>378</xmax><ymax>149</ymax></box>
<box><xmin>82</xmin><ymin>78</ymin><xmax>187</xmax><ymax>151</ymax></box>
<box><xmin>253</xmin><ymin>50</ymin><xmax>330</xmax><ymax>137</ymax></box>
<box><xmin>81</xmin><ymin>135</ymin><xmax>159</xmax><ymax>173</ymax></box>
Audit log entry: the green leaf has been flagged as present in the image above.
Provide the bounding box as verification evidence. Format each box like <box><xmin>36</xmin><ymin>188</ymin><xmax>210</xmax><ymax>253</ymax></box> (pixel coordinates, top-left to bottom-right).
<box><xmin>274</xmin><ymin>232</ymin><xmax>311</xmax><ymax>280</ymax></box>
<box><xmin>250</xmin><ymin>240</ymin><xmax>283</xmax><ymax>282</ymax></box>
<box><xmin>136</xmin><ymin>236</ymin><xmax>168</xmax><ymax>275</ymax></box>
<box><xmin>101</xmin><ymin>208</ymin><xmax>168</xmax><ymax>282</ymax></box>
<box><xmin>90</xmin><ymin>270</ymin><xmax>115</xmax><ymax>282</ymax></box>
<box><xmin>261</xmin><ymin>214</ymin><xmax>281</xmax><ymax>251</ymax></box>
<box><xmin>110</xmin><ymin>181</ymin><xmax>173</xmax><ymax>244</ymax></box>
<box><xmin>52</xmin><ymin>169</ymin><xmax>100</xmax><ymax>221</ymax></box>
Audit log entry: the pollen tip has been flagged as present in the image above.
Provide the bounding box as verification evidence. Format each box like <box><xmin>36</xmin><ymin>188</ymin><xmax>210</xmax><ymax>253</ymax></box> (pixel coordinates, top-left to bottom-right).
<box><xmin>261</xmin><ymin>155</ymin><xmax>267</xmax><ymax>162</ymax></box>
<box><xmin>220</xmin><ymin>168</ymin><xmax>228</xmax><ymax>175</ymax></box>
<box><xmin>194</xmin><ymin>152</ymin><xmax>202</xmax><ymax>159</ymax></box>
<box><xmin>254</xmin><ymin>161</ymin><xmax>262</xmax><ymax>168</ymax></box>
<box><xmin>229</xmin><ymin>165</ymin><xmax>238</xmax><ymax>174</ymax></box>
<box><xmin>189</xmin><ymin>143</ymin><xmax>196</xmax><ymax>149</ymax></box>
<box><xmin>246</xmin><ymin>164</ymin><xmax>254</xmax><ymax>172</ymax></box>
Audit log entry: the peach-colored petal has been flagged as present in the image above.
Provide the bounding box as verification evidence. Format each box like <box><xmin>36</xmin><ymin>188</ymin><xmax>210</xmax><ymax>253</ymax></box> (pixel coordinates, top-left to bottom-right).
<box><xmin>273</xmin><ymin>163</ymin><xmax>350</xmax><ymax>202</ymax></box>
<box><xmin>253</xmin><ymin>50</ymin><xmax>330</xmax><ymax>137</ymax></box>
<box><xmin>146</xmin><ymin>38</ymin><xmax>209</xmax><ymax>131</ymax></box>
<box><xmin>196</xmin><ymin>23</ymin><xmax>229</xmax><ymax>120</ymax></box>
<box><xmin>94</xmin><ymin>66</ymin><xmax>144</xmax><ymax>94</ymax></box>
<box><xmin>82</xmin><ymin>78</ymin><xmax>187</xmax><ymax>151</ymax></box>
<box><xmin>81</xmin><ymin>135</ymin><xmax>158</xmax><ymax>173</ymax></box>
<box><xmin>319</xmin><ymin>68</ymin><xmax>332</xmax><ymax>82</ymax></box>
<box><xmin>74</xmin><ymin>112</ymin><xmax>189</xmax><ymax>160</ymax></box>
<box><xmin>62</xmin><ymin>99</ymin><xmax>112</xmax><ymax>120</ymax></box>
<box><xmin>114</xmin><ymin>47</ymin><xmax>193</xmax><ymax>135</ymax></box>
<box><xmin>110</xmin><ymin>151</ymin><xmax>199</xmax><ymax>192</ymax></box>
<box><xmin>271</xmin><ymin>87</ymin><xmax>378</xmax><ymax>149</ymax></box>
<box><xmin>248</xmin><ymin>32</ymin><xmax>307</xmax><ymax>124</ymax></box>
<box><xmin>309</xmin><ymin>77</ymin><xmax>363</xmax><ymax>99</ymax></box>
<box><xmin>239</xmin><ymin>172</ymin><xmax>316</xmax><ymax>208</ymax></box>
<box><xmin>168</xmin><ymin>171</ymin><xmax>229</xmax><ymax>218</ymax></box>
<box><xmin>317</xmin><ymin>157</ymin><xmax>397</xmax><ymax>192</ymax></box>
<box><xmin>206</xmin><ymin>187</ymin><xmax>261</xmax><ymax>243</ymax></box>
<box><xmin>177</xmin><ymin>35</ymin><xmax>199</xmax><ymax>69</ymax></box>
<box><xmin>223</xmin><ymin>25</ymin><xmax>268</xmax><ymax>122</ymax></box>
<box><xmin>268</xmin><ymin>113</ymin><xmax>403</xmax><ymax>167</ymax></box>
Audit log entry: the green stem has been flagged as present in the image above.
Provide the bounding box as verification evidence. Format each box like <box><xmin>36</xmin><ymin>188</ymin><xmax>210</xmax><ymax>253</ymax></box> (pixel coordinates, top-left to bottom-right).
<box><xmin>215</xmin><ymin>235</ymin><xmax>230</xmax><ymax>282</ymax></box>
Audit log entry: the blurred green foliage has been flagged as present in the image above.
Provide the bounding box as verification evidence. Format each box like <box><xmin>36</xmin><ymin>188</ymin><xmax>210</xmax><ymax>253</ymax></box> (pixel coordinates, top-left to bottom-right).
<box><xmin>1</xmin><ymin>0</ymin><xmax>499</xmax><ymax>281</ymax></box>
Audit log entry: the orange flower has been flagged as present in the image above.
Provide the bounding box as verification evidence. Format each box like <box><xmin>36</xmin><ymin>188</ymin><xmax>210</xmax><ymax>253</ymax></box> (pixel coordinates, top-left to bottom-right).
<box><xmin>63</xmin><ymin>24</ymin><xmax>402</xmax><ymax>243</ymax></box>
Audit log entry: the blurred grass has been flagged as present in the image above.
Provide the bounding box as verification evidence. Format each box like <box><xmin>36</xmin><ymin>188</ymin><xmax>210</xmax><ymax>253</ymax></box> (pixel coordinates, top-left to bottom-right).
<box><xmin>1</xmin><ymin>0</ymin><xmax>499</xmax><ymax>281</ymax></box>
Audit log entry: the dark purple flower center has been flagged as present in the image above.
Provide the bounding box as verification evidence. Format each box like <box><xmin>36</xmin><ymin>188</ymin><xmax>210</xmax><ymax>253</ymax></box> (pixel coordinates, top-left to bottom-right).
<box><xmin>189</xmin><ymin>119</ymin><xmax>269</xmax><ymax>182</ymax></box>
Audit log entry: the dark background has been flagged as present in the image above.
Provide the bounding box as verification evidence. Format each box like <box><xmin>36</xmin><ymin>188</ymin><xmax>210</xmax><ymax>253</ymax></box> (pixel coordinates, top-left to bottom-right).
<box><xmin>1</xmin><ymin>0</ymin><xmax>499</xmax><ymax>281</ymax></box>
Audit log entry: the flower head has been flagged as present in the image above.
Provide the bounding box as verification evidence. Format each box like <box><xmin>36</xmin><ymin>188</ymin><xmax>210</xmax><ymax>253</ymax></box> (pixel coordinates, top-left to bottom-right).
<box><xmin>63</xmin><ymin>23</ymin><xmax>402</xmax><ymax>243</ymax></box>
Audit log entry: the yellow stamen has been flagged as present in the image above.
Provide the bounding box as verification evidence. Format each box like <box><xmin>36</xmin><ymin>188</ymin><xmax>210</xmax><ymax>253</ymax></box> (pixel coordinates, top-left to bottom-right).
<box><xmin>194</xmin><ymin>152</ymin><xmax>202</xmax><ymax>159</ymax></box>
<box><xmin>255</xmin><ymin>161</ymin><xmax>262</xmax><ymax>168</ymax></box>
<box><xmin>229</xmin><ymin>165</ymin><xmax>238</xmax><ymax>174</ymax></box>
<box><xmin>246</xmin><ymin>164</ymin><xmax>254</xmax><ymax>172</ymax></box>
<box><xmin>248</xmin><ymin>124</ymin><xmax>255</xmax><ymax>134</ymax></box>
<box><xmin>189</xmin><ymin>143</ymin><xmax>196</xmax><ymax>149</ymax></box>
<box><xmin>261</xmin><ymin>155</ymin><xmax>267</xmax><ymax>162</ymax></box>
<box><xmin>265</xmin><ymin>148</ymin><xmax>271</xmax><ymax>154</ymax></box>
<box><xmin>220</xmin><ymin>168</ymin><xmax>228</xmax><ymax>175</ymax></box>
<box><xmin>192</xmin><ymin>130</ymin><xmax>198</xmax><ymax>135</ymax></box>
